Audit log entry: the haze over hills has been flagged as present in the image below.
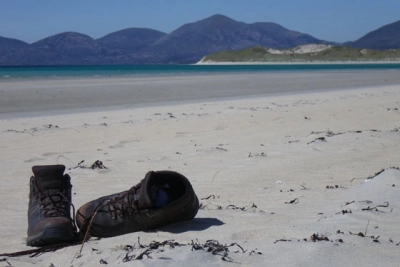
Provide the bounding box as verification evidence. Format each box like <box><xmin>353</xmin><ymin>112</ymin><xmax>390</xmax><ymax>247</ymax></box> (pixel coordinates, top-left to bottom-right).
<box><xmin>0</xmin><ymin>14</ymin><xmax>399</xmax><ymax>65</ymax></box>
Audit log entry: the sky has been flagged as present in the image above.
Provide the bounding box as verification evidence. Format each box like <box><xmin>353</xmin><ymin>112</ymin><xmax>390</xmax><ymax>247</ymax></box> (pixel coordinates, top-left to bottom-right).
<box><xmin>0</xmin><ymin>0</ymin><xmax>399</xmax><ymax>44</ymax></box>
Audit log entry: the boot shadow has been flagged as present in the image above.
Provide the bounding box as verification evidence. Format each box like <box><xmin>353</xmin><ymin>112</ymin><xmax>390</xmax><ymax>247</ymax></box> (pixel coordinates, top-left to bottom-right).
<box><xmin>157</xmin><ymin>217</ymin><xmax>224</xmax><ymax>233</ymax></box>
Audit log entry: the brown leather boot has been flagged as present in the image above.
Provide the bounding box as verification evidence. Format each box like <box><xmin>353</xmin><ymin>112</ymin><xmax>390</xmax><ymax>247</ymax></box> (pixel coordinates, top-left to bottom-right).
<box><xmin>27</xmin><ymin>165</ymin><xmax>77</xmax><ymax>246</ymax></box>
<box><xmin>76</xmin><ymin>170</ymin><xmax>199</xmax><ymax>237</ymax></box>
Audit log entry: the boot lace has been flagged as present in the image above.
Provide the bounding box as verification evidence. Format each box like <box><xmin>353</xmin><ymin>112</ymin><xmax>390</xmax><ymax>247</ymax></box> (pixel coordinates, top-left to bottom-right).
<box><xmin>79</xmin><ymin>184</ymin><xmax>141</xmax><ymax>247</ymax></box>
<box><xmin>99</xmin><ymin>184</ymin><xmax>141</xmax><ymax>221</ymax></box>
<box><xmin>38</xmin><ymin>189</ymin><xmax>77</xmax><ymax>233</ymax></box>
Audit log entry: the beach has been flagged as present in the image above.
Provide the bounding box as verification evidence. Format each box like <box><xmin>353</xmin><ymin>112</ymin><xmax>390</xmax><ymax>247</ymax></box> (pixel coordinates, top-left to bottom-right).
<box><xmin>0</xmin><ymin>71</ymin><xmax>400</xmax><ymax>266</ymax></box>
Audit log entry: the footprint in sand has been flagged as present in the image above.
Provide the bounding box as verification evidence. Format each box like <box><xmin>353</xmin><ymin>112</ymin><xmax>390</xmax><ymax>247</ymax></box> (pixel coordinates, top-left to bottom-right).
<box><xmin>108</xmin><ymin>140</ymin><xmax>136</xmax><ymax>149</ymax></box>
<box><xmin>42</xmin><ymin>152</ymin><xmax>61</xmax><ymax>156</ymax></box>
<box><xmin>24</xmin><ymin>157</ymin><xmax>44</xmax><ymax>163</ymax></box>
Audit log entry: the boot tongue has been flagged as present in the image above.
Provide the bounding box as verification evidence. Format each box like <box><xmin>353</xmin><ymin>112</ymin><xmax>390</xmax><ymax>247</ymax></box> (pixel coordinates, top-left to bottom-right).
<box><xmin>136</xmin><ymin>171</ymin><xmax>158</xmax><ymax>209</ymax></box>
<box><xmin>32</xmin><ymin>165</ymin><xmax>66</xmax><ymax>189</ymax></box>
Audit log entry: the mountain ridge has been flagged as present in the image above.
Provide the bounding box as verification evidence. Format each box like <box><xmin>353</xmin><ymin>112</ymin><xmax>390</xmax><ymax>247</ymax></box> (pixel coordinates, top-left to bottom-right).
<box><xmin>0</xmin><ymin>14</ymin><xmax>399</xmax><ymax>65</ymax></box>
<box><xmin>346</xmin><ymin>20</ymin><xmax>400</xmax><ymax>50</ymax></box>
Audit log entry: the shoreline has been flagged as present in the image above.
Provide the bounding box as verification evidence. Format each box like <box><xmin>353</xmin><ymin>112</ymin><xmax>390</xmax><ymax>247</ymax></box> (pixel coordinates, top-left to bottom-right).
<box><xmin>2</xmin><ymin>70</ymin><xmax>400</xmax><ymax>119</ymax></box>
<box><xmin>195</xmin><ymin>60</ymin><xmax>400</xmax><ymax>65</ymax></box>
<box><xmin>2</xmin><ymin>62</ymin><xmax>400</xmax><ymax>82</ymax></box>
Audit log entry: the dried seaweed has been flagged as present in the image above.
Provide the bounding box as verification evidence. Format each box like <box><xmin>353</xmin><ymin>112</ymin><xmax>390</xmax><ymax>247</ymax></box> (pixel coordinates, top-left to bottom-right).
<box><xmin>99</xmin><ymin>259</ymin><xmax>108</xmax><ymax>264</ymax></box>
<box><xmin>285</xmin><ymin>198</ymin><xmax>299</xmax><ymax>204</ymax></box>
<box><xmin>90</xmin><ymin>160</ymin><xmax>108</xmax><ymax>169</ymax></box>
<box><xmin>326</xmin><ymin>184</ymin><xmax>342</xmax><ymax>189</ymax></box>
<box><xmin>226</xmin><ymin>203</ymin><xmax>257</xmax><ymax>211</ymax></box>
<box><xmin>310</xmin><ymin>130</ymin><xmax>345</xmax><ymax>137</ymax></box>
<box><xmin>123</xmin><ymin>248</ymin><xmax>153</xmax><ymax>261</ymax></box>
<box><xmin>349</xmin><ymin>231</ymin><xmax>381</xmax><ymax>242</ymax></box>
<box><xmin>199</xmin><ymin>201</ymin><xmax>257</xmax><ymax>211</ymax></box>
<box><xmin>4</xmin><ymin>124</ymin><xmax>60</xmax><ymax>135</ymax></box>
<box><xmin>367</xmin><ymin>169</ymin><xmax>386</xmax><ymax>180</ymax></box>
<box><xmin>307</xmin><ymin>137</ymin><xmax>326</xmax><ymax>145</ymax></box>
<box><xmin>310</xmin><ymin>233</ymin><xmax>329</xmax><ymax>242</ymax></box>
<box><xmin>249</xmin><ymin>249</ymin><xmax>262</xmax><ymax>255</ymax></box>
<box><xmin>122</xmin><ymin>238</ymin><xmax>186</xmax><ymax>262</ymax></box>
<box><xmin>201</xmin><ymin>195</ymin><xmax>218</xmax><ymax>200</ymax></box>
<box><xmin>248</xmin><ymin>152</ymin><xmax>267</xmax><ymax>157</ymax></box>
<box><xmin>300</xmin><ymin>184</ymin><xmax>308</xmax><ymax>190</ymax></box>
<box><xmin>0</xmin><ymin>232</ymin><xmax>258</xmax><ymax>263</ymax></box>
<box><xmin>350</xmin><ymin>166</ymin><xmax>400</xmax><ymax>183</ymax></box>
<box><xmin>199</xmin><ymin>203</ymin><xmax>223</xmax><ymax>210</ymax></box>
<box><xmin>310</xmin><ymin>128</ymin><xmax>400</xmax><ymax>138</ymax></box>
<box><xmin>366</xmin><ymin>167</ymin><xmax>400</xmax><ymax>180</ymax></box>
<box><xmin>190</xmin><ymin>239</ymin><xmax>247</xmax><ymax>262</ymax></box>
<box><xmin>120</xmin><ymin>238</ymin><xmax>257</xmax><ymax>263</ymax></box>
<box><xmin>71</xmin><ymin>160</ymin><xmax>108</xmax><ymax>170</ymax></box>
<box><xmin>338</xmin><ymin>209</ymin><xmax>352</xmax><ymax>215</ymax></box>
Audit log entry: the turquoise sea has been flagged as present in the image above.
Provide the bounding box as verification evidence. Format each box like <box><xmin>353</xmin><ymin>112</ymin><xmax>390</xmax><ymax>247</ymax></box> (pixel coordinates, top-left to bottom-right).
<box><xmin>1</xmin><ymin>63</ymin><xmax>400</xmax><ymax>80</ymax></box>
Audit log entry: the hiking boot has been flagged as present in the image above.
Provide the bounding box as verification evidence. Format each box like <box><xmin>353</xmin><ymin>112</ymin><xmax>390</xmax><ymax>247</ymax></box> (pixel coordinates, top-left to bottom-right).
<box><xmin>76</xmin><ymin>170</ymin><xmax>199</xmax><ymax>237</ymax></box>
<box><xmin>27</xmin><ymin>165</ymin><xmax>77</xmax><ymax>246</ymax></box>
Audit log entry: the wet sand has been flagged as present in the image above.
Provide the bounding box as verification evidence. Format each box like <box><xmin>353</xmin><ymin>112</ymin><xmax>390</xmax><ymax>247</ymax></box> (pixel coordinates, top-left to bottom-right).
<box><xmin>1</xmin><ymin>70</ymin><xmax>400</xmax><ymax>117</ymax></box>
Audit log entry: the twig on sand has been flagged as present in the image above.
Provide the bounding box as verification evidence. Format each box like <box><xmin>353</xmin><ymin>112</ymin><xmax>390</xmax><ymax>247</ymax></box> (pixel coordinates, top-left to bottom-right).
<box><xmin>0</xmin><ymin>258</ymin><xmax>12</xmax><ymax>266</ymax></box>
<box><xmin>364</xmin><ymin>220</ymin><xmax>370</xmax><ymax>237</ymax></box>
<box><xmin>361</xmin><ymin>201</ymin><xmax>391</xmax><ymax>212</ymax></box>
<box><xmin>211</xmin><ymin>171</ymin><xmax>220</xmax><ymax>196</ymax></box>
<box><xmin>0</xmin><ymin>241</ymin><xmax>82</xmax><ymax>258</ymax></box>
<box><xmin>71</xmin><ymin>210</ymin><xmax>100</xmax><ymax>263</ymax></box>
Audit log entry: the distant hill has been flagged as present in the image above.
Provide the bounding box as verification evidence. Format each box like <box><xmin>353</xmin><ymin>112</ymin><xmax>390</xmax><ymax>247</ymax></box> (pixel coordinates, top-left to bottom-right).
<box><xmin>346</xmin><ymin>20</ymin><xmax>400</xmax><ymax>50</ymax></box>
<box><xmin>0</xmin><ymin>36</ymin><xmax>28</xmax><ymax>50</ymax></box>
<box><xmin>0</xmin><ymin>36</ymin><xmax>29</xmax><ymax>62</ymax></box>
<box><xmin>30</xmin><ymin>32</ymin><xmax>105</xmax><ymax>64</ymax></box>
<box><xmin>1</xmin><ymin>32</ymin><xmax>106</xmax><ymax>65</ymax></box>
<box><xmin>0</xmin><ymin>14</ymin><xmax>328</xmax><ymax>65</ymax></box>
<box><xmin>97</xmin><ymin>28</ymin><xmax>166</xmax><ymax>55</ymax></box>
<box><xmin>134</xmin><ymin>14</ymin><xmax>326</xmax><ymax>63</ymax></box>
<box><xmin>0</xmin><ymin>14</ymin><xmax>400</xmax><ymax>65</ymax></box>
<box><xmin>198</xmin><ymin>45</ymin><xmax>400</xmax><ymax>63</ymax></box>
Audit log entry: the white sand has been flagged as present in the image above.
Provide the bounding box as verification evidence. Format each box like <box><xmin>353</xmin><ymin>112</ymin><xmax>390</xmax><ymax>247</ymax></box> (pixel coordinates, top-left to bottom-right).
<box><xmin>0</xmin><ymin>75</ymin><xmax>400</xmax><ymax>266</ymax></box>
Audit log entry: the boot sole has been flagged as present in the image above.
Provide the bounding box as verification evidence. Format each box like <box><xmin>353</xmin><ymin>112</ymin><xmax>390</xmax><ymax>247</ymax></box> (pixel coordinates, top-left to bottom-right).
<box><xmin>27</xmin><ymin>227</ymin><xmax>75</xmax><ymax>247</ymax></box>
